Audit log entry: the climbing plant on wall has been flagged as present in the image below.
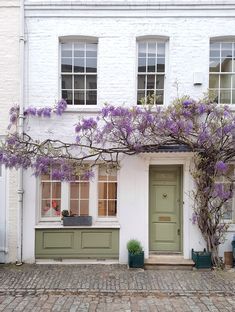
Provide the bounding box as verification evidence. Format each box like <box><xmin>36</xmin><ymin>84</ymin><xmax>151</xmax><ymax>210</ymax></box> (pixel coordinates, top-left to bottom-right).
<box><xmin>1</xmin><ymin>97</ymin><xmax>235</xmax><ymax>266</ymax></box>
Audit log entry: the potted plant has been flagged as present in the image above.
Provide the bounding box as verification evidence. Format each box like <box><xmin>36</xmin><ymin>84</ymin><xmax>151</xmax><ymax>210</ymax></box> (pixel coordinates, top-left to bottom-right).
<box><xmin>192</xmin><ymin>248</ymin><xmax>212</xmax><ymax>269</ymax></box>
<box><xmin>127</xmin><ymin>239</ymin><xmax>144</xmax><ymax>268</ymax></box>
<box><xmin>62</xmin><ymin>210</ymin><xmax>92</xmax><ymax>226</ymax></box>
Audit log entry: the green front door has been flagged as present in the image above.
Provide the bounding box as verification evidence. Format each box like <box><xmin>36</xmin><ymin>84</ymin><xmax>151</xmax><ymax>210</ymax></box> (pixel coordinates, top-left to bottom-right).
<box><xmin>149</xmin><ymin>165</ymin><xmax>182</xmax><ymax>252</ymax></box>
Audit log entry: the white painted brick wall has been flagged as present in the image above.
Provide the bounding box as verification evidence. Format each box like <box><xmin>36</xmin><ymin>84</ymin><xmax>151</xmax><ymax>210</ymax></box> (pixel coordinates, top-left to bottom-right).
<box><xmin>22</xmin><ymin>2</ymin><xmax>235</xmax><ymax>262</ymax></box>
<box><xmin>0</xmin><ymin>0</ymin><xmax>20</xmax><ymax>262</ymax></box>
<box><xmin>25</xmin><ymin>15</ymin><xmax>235</xmax><ymax>107</ymax></box>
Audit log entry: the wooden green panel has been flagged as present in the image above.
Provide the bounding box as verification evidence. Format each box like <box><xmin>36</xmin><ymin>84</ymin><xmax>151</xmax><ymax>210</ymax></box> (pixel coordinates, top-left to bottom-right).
<box><xmin>149</xmin><ymin>165</ymin><xmax>182</xmax><ymax>252</ymax></box>
<box><xmin>43</xmin><ymin>232</ymin><xmax>74</xmax><ymax>249</ymax></box>
<box><xmin>35</xmin><ymin>228</ymin><xmax>119</xmax><ymax>259</ymax></box>
<box><xmin>81</xmin><ymin>232</ymin><xmax>111</xmax><ymax>249</ymax></box>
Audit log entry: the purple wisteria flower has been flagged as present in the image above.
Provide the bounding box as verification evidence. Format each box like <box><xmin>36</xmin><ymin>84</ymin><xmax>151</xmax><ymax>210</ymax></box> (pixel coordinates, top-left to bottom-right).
<box><xmin>215</xmin><ymin>161</ymin><xmax>228</xmax><ymax>173</ymax></box>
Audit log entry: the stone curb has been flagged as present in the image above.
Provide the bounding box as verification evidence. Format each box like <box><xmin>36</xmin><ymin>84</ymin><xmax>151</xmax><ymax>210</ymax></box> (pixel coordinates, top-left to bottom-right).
<box><xmin>0</xmin><ymin>289</ymin><xmax>234</xmax><ymax>297</ymax></box>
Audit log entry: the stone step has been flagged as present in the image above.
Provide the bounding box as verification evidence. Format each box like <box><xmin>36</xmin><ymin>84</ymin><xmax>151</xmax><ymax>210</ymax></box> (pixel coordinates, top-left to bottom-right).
<box><xmin>145</xmin><ymin>255</ymin><xmax>194</xmax><ymax>270</ymax></box>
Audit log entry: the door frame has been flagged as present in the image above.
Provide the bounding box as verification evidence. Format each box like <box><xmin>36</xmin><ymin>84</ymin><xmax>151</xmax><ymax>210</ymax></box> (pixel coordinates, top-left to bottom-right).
<box><xmin>149</xmin><ymin>164</ymin><xmax>183</xmax><ymax>254</ymax></box>
<box><xmin>145</xmin><ymin>154</ymin><xmax>193</xmax><ymax>259</ymax></box>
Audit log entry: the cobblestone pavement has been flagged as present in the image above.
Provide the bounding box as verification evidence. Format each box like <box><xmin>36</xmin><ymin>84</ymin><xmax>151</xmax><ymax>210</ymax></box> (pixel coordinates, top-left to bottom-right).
<box><xmin>0</xmin><ymin>264</ymin><xmax>234</xmax><ymax>311</ymax></box>
<box><xmin>0</xmin><ymin>293</ymin><xmax>234</xmax><ymax>312</ymax></box>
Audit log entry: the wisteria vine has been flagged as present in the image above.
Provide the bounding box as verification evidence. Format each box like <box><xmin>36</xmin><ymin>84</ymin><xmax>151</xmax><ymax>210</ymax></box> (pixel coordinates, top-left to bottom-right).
<box><xmin>1</xmin><ymin>97</ymin><xmax>235</xmax><ymax>266</ymax></box>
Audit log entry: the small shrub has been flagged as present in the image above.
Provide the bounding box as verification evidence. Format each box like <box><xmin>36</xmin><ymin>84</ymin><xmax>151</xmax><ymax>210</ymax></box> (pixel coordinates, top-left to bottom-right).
<box><xmin>127</xmin><ymin>239</ymin><xmax>143</xmax><ymax>255</ymax></box>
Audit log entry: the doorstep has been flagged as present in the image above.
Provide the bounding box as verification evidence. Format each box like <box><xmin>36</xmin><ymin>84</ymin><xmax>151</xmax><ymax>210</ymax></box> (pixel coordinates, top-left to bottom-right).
<box><xmin>145</xmin><ymin>254</ymin><xmax>194</xmax><ymax>270</ymax></box>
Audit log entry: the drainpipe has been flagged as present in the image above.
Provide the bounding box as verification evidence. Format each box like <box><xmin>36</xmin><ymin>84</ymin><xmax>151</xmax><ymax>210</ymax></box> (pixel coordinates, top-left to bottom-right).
<box><xmin>16</xmin><ymin>0</ymin><xmax>25</xmax><ymax>265</ymax></box>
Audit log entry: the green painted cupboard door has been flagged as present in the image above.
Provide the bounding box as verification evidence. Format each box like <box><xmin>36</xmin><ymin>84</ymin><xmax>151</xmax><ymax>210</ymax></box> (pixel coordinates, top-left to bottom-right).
<box><xmin>149</xmin><ymin>166</ymin><xmax>182</xmax><ymax>252</ymax></box>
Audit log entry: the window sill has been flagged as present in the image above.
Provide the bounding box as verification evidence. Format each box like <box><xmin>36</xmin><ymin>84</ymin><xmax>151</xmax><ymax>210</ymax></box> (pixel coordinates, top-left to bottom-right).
<box><xmin>65</xmin><ymin>105</ymin><xmax>101</xmax><ymax>113</ymax></box>
<box><xmin>35</xmin><ymin>222</ymin><xmax>120</xmax><ymax>229</ymax></box>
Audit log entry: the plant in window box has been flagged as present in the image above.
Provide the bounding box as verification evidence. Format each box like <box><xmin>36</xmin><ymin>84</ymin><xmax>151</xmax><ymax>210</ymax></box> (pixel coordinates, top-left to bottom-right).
<box><xmin>127</xmin><ymin>239</ymin><xmax>144</xmax><ymax>268</ymax></box>
<box><xmin>62</xmin><ymin>210</ymin><xmax>92</xmax><ymax>226</ymax></box>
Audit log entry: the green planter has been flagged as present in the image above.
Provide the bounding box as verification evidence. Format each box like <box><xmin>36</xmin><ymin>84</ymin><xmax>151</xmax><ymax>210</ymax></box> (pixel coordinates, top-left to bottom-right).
<box><xmin>128</xmin><ymin>251</ymin><xmax>144</xmax><ymax>268</ymax></box>
<box><xmin>192</xmin><ymin>248</ymin><xmax>212</xmax><ymax>269</ymax></box>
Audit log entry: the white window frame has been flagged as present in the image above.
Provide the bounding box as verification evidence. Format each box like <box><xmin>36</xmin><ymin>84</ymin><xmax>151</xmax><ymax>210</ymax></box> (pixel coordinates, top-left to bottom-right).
<box><xmin>38</xmin><ymin>165</ymin><xmax>119</xmax><ymax>223</ymax></box>
<box><xmin>209</xmin><ymin>40</ymin><xmax>235</xmax><ymax>105</ymax></box>
<box><xmin>39</xmin><ymin>174</ymin><xmax>62</xmax><ymax>222</ymax></box>
<box><xmin>136</xmin><ymin>39</ymin><xmax>167</xmax><ymax>105</ymax></box>
<box><xmin>69</xmin><ymin>177</ymin><xmax>90</xmax><ymax>216</ymax></box>
<box><xmin>60</xmin><ymin>39</ymin><xmax>98</xmax><ymax>106</ymax></box>
<box><xmin>216</xmin><ymin>165</ymin><xmax>235</xmax><ymax>224</ymax></box>
<box><xmin>97</xmin><ymin>165</ymin><xmax>118</xmax><ymax>219</ymax></box>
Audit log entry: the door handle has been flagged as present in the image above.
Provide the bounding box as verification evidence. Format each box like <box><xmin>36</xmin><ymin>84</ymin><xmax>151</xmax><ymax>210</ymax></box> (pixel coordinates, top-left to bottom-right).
<box><xmin>177</xmin><ymin>229</ymin><xmax>180</xmax><ymax>236</ymax></box>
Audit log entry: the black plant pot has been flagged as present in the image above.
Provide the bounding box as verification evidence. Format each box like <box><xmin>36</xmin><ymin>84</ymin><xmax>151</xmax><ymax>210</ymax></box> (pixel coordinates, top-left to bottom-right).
<box><xmin>63</xmin><ymin>216</ymin><xmax>92</xmax><ymax>226</ymax></box>
<box><xmin>128</xmin><ymin>251</ymin><xmax>144</xmax><ymax>268</ymax></box>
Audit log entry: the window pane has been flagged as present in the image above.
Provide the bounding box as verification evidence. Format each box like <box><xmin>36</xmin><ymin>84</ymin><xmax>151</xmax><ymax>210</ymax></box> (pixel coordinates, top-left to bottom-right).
<box><xmin>99</xmin><ymin>182</ymin><xmax>107</xmax><ymax>199</ymax></box>
<box><xmin>138</xmin><ymin>75</ymin><xmax>146</xmax><ymax>89</ymax></box>
<box><xmin>80</xmin><ymin>200</ymin><xmax>89</xmax><ymax>216</ymax></box>
<box><xmin>107</xmin><ymin>168</ymin><xmax>117</xmax><ymax>181</ymax></box>
<box><xmin>86</xmin><ymin>91</ymin><xmax>97</xmax><ymax>105</ymax></box>
<box><xmin>62</xmin><ymin>75</ymin><xmax>72</xmax><ymax>89</ymax></box>
<box><xmin>41</xmin><ymin>174</ymin><xmax>50</xmax><ymax>180</ymax></box>
<box><xmin>220</xmin><ymin>74</ymin><xmax>231</xmax><ymax>88</ymax></box>
<box><xmin>221</xmin><ymin>58</ymin><xmax>232</xmax><ymax>72</ymax></box>
<box><xmin>157</xmin><ymin>43</ymin><xmax>165</xmax><ymax>57</ymax></box>
<box><xmin>74</xmin><ymin>91</ymin><xmax>84</xmax><ymax>105</ymax></box>
<box><xmin>52</xmin><ymin>182</ymin><xmax>61</xmax><ymax>198</ymax></box>
<box><xmin>98</xmin><ymin>200</ymin><xmax>107</xmax><ymax>216</ymax></box>
<box><xmin>209</xmin><ymin>74</ymin><xmax>219</xmax><ymax>88</ymax></box>
<box><xmin>156</xmin><ymin>90</ymin><xmax>164</xmax><ymax>105</ymax></box>
<box><xmin>210</xmin><ymin>42</ymin><xmax>220</xmax><ymax>53</ymax></box>
<box><xmin>74</xmin><ymin>43</ymin><xmax>85</xmax><ymax>57</ymax></box>
<box><xmin>41</xmin><ymin>182</ymin><xmax>51</xmax><ymax>198</ymax></box>
<box><xmin>62</xmin><ymin>90</ymin><xmax>73</xmax><ymax>105</ymax></box>
<box><xmin>138</xmin><ymin>43</ymin><xmax>146</xmax><ymax>58</ymax></box>
<box><xmin>74</xmin><ymin>58</ymin><xmax>85</xmax><ymax>73</ymax></box>
<box><xmin>61</xmin><ymin>43</ymin><xmax>72</xmax><ymax>57</ymax></box>
<box><xmin>41</xmin><ymin>200</ymin><xmax>51</xmax><ymax>216</ymax></box>
<box><xmin>232</xmin><ymin>90</ymin><xmax>235</xmax><ymax>104</ymax></box>
<box><xmin>74</xmin><ymin>75</ymin><xmax>85</xmax><ymax>89</ymax></box>
<box><xmin>210</xmin><ymin>49</ymin><xmax>220</xmax><ymax>58</ymax></box>
<box><xmin>108</xmin><ymin>200</ymin><xmax>117</xmax><ymax>216</ymax></box>
<box><xmin>108</xmin><ymin>201</ymin><xmax>117</xmax><ymax>216</ymax></box>
<box><xmin>70</xmin><ymin>200</ymin><xmax>79</xmax><ymax>215</ymax></box>
<box><xmin>86</xmin><ymin>58</ymin><xmax>97</xmax><ymax>73</ymax></box>
<box><xmin>86</xmin><ymin>75</ymin><xmax>97</xmax><ymax>90</ymax></box>
<box><xmin>80</xmin><ymin>182</ymin><xmax>89</xmax><ymax>198</ymax></box>
<box><xmin>108</xmin><ymin>183</ymin><xmax>117</xmax><ymax>199</ymax></box>
<box><xmin>138</xmin><ymin>58</ymin><xmax>146</xmax><ymax>72</ymax></box>
<box><xmin>147</xmin><ymin>75</ymin><xmax>155</xmax><ymax>89</ymax></box>
<box><xmin>210</xmin><ymin>89</ymin><xmax>219</xmax><ymax>103</ymax></box>
<box><xmin>156</xmin><ymin>75</ymin><xmax>164</xmax><ymax>89</ymax></box>
<box><xmin>220</xmin><ymin>90</ymin><xmax>231</xmax><ymax>104</ymax></box>
<box><xmin>209</xmin><ymin>58</ymin><xmax>220</xmax><ymax>72</ymax></box>
<box><xmin>137</xmin><ymin>91</ymin><xmax>145</xmax><ymax>105</ymax></box>
<box><xmin>232</xmin><ymin>75</ymin><xmax>235</xmax><ymax>88</ymax></box>
<box><xmin>157</xmin><ymin>58</ymin><xmax>165</xmax><ymax>72</ymax></box>
<box><xmin>86</xmin><ymin>43</ymin><xmax>97</xmax><ymax>57</ymax></box>
<box><xmin>61</xmin><ymin>58</ymin><xmax>72</xmax><ymax>72</ymax></box>
<box><xmin>147</xmin><ymin>58</ymin><xmax>155</xmax><ymax>72</ymax></box>
<box><xmin>148</xmin><ymin>43</ymin><xmax>156</xmax><ymax>58</ymax></box>
<box><xmin>70</xmin><ymin>182</ymin><xmax>79</xmax><ymax>199</ymax></box>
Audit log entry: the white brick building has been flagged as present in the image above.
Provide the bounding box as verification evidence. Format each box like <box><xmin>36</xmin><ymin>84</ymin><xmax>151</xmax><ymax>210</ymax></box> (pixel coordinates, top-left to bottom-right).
<box><xmin>0</xmin><ymin>0</ymin><xmax>20</xmax><ymax>263</ymax></box>
<box><xmin>10</xmin><ymin>0</ymin><xmax>235</xmax><ymax>264</ymax></box>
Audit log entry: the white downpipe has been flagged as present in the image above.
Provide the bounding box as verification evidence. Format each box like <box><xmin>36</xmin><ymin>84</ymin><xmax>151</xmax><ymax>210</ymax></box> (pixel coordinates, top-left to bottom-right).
<box><xmin>16</xmin><ymin>0</ymin><xmax>25</xmax><ymax>265</ymax></box>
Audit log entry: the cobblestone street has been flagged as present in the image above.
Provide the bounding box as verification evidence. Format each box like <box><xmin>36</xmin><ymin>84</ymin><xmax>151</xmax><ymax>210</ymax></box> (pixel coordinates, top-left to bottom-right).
<box><xmin>0</xmin><ymin>264</ymin><xmax>234</xmax><ymax>311</ymax></box>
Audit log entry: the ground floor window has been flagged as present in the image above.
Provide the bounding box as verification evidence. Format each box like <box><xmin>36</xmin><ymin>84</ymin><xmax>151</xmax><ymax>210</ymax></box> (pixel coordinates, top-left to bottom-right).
<box><xmin>39</xmin><ymin>164</ymin><xmax>118</xmax><ymax>222</ymax></box>
<box><xmin>221</xmin><ymin>165</ymin><xmax>235</xmax><ymax>223</ymax></box>
<box><xmin>98</xmin><ymin>165</ymin><xmax>117</xmax><ymax>217</ymax></box>
<box><xmin>40</xmin><ymin>173</ymin><xmax>61</xmax><ymax>220</ymax></box>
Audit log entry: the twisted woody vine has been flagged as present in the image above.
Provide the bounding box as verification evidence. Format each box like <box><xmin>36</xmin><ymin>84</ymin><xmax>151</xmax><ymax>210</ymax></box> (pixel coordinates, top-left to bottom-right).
<box><xmin>0</xmin><ymin>96</ymin><xmax>235</xmax><ymax>267</ymax></box>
